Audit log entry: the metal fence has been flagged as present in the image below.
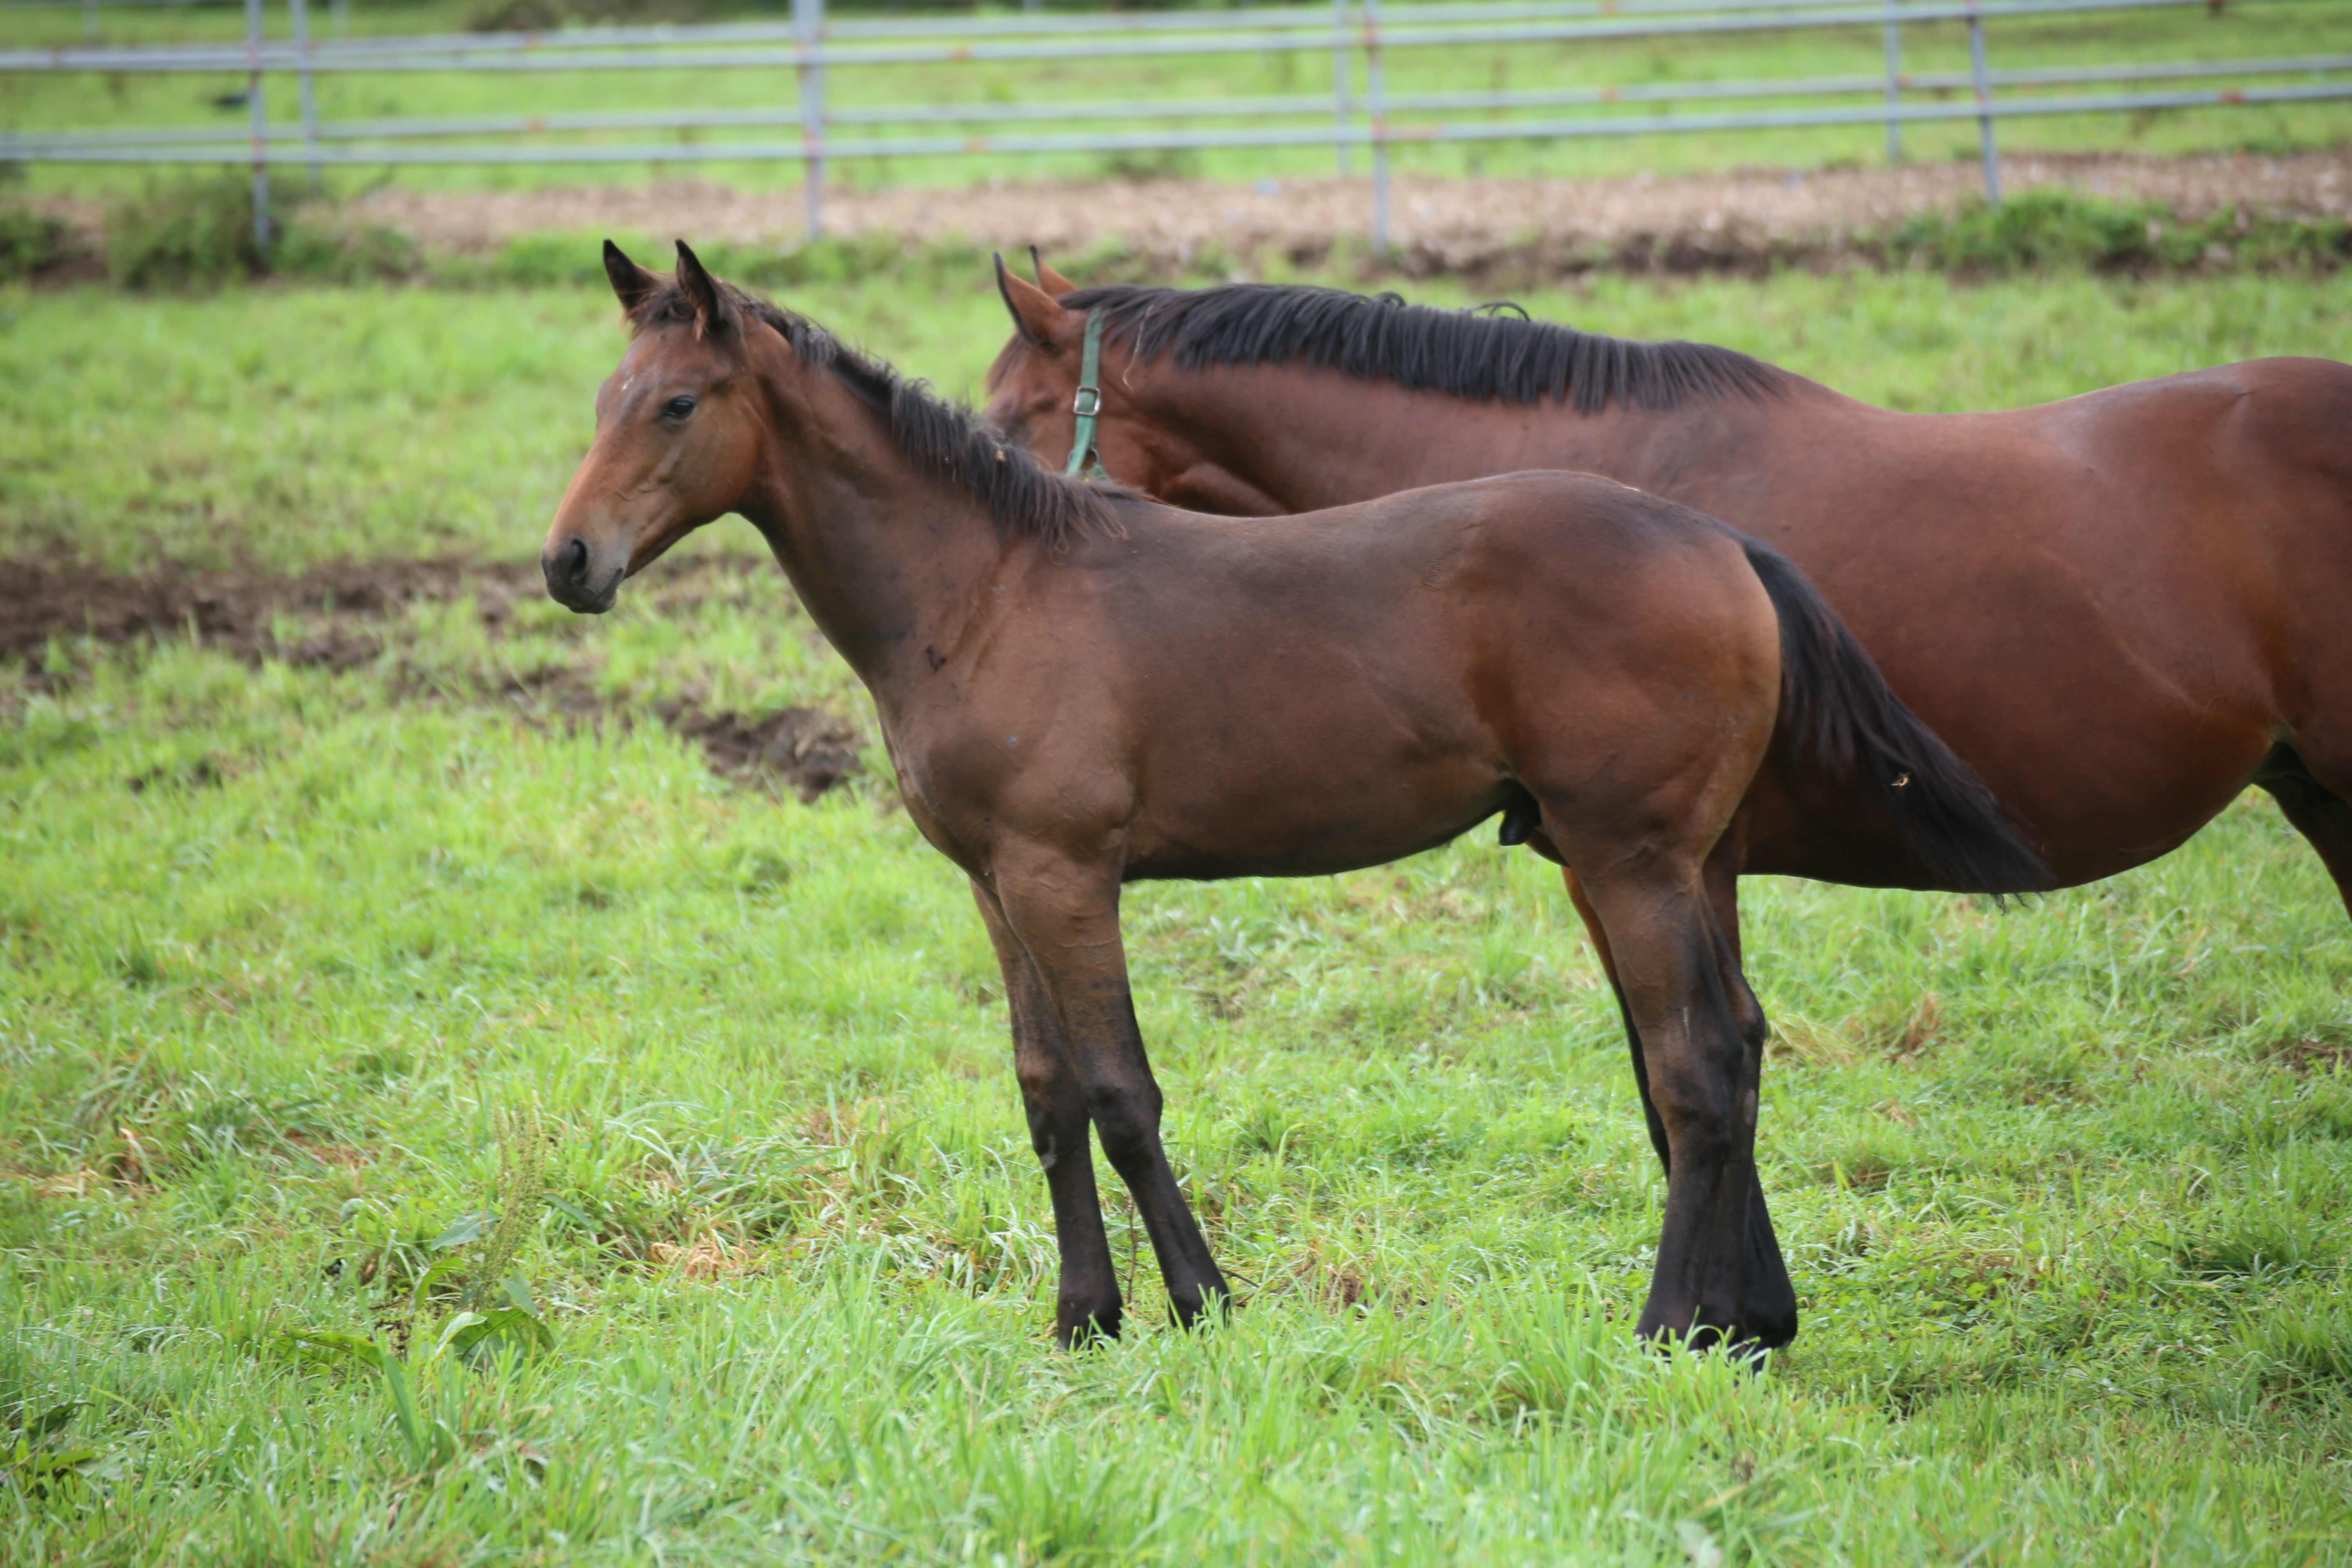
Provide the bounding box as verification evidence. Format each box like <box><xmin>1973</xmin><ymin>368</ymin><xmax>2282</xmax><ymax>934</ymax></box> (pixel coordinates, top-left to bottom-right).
<box><xmin>7</xmin><ymin>0</ymin><xmax>2348</xmax><ymax>249</ymax></box>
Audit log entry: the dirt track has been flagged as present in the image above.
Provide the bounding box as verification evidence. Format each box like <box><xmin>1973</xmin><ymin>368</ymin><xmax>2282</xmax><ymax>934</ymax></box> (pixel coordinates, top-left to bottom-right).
<box><xmin>351</xmin><ymin>148</ymin><xmax>2352</xmax><ymax>269</ymax></box>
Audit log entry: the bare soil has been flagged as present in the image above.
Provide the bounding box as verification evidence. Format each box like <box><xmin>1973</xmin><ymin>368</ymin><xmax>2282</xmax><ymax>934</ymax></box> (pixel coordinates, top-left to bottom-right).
<box><xmin>4</xmin><ymin>555</ymin><xmax>865</xmax><ymax>800</ymax></box>
<box><xmin>341</xmin><ymin>148</ymin><xmax>2351</xmax><ymax>271</ymax></box>
<box><xmin>0</xmin><ymin>556</ymin><xmax>537</xmax><ymax>668</ymax></box>
<box><xmin>657</xmin><ymin>702</ymin><xmax>866</xmax><ymax>803</ymax></box>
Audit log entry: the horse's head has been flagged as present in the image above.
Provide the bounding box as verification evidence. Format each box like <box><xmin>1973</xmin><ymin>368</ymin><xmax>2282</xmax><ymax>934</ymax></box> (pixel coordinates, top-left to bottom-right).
<box><xmin>542</xmin><ymin>240</ymin><xmax>771</xmax><ymax>613</ymax></box>
<box><xmin>981</xmin><ymin>258</ymin><xmax>1290</xmax><ymax>517</ymax></box>
<box><xmin>979</xmin><ymin>253</ymin><xmax>1094</xmax><ymax>469</ymax></box>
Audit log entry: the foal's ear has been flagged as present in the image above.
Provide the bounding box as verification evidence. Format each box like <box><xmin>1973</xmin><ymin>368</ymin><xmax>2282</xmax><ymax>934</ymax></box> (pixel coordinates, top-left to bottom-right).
<box><xmin>673</xmin><ymin>239</ymin><xmax>739</xmax><ymax>337</ymax></box>
<box><xmin>994</xmin><ymin>252</ymin><xmax>1070</xmax><ymax>347</ymax></box>
<box><xmin>603</xmin><ymin>239</ymin><xmax>659</xmax><ymax>314</ymax></box>
<box><xmin>1029</xmin><ymin>245</ymin><xmax>1079</xmax><ymax>298</ymax></box>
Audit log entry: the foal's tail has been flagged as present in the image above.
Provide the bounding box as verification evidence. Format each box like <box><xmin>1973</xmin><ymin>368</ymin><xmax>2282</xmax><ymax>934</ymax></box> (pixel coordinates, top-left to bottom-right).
<box><xmin>1740</xmin><ymin>536</ymin><xmax>2051</xmax><ymax>898</ymax></box>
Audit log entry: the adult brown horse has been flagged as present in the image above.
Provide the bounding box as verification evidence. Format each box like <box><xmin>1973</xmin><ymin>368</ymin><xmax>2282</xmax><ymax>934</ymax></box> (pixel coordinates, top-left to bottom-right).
<box><xmin>542</xmin><ymin>242</ymin><xmax>2043</xmax><ymax>1353</ymax></box>
<box><xmin>986</xmin><ymin>262</ymin><xmax>2352</xmax><ymax>910</ymax></box>
<box><xmin>982</xmin><ymin>259</ymin><xmax>2352</xmax><ymax>1236</ymax></box>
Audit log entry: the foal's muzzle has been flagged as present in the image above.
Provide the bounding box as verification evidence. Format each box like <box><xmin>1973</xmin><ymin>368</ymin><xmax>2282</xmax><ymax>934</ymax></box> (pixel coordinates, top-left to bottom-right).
<box><xmin>542</xmin><ymin>535</ymin><xmax>621</xmax><ymax>614</ymax></box>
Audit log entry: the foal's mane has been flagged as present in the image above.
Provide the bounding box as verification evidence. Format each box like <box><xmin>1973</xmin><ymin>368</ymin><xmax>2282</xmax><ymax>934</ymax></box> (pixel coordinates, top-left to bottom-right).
<box><xmin>1046</xmin><ymin>282</ymin><xmax>1793</xmax><ymax>414</ymax></box>
<box><xmin>628</xmin><ymin>279</ymin><xmax>1124</xmax><ymax>549</ymax></box>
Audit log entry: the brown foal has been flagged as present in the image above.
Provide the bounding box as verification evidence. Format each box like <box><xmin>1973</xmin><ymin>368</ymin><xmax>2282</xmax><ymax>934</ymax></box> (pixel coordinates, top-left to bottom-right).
<box><xmin>542</xmin><ymin>243</ymin><xmax>2041</xmax><ymax>1352</ymax></box>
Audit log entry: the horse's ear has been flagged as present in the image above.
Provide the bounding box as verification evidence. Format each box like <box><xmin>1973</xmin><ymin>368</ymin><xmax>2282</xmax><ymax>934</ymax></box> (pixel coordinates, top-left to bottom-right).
<box><xmin>995</xmin><ymin>252</ymin><xmax>1069</xmax><ymax>347</ymax></box>
<box><xmin>1029</xmin><ymin>245</ymin><xmax>1078</xmax><ymax>298</ymax></box>
<box><xmin>673</xmin><ymin>239</ymin><xmax>738</xmax><ymax>336</ymax></box>
<box><xmin>604</xmin><ymin>239</ymin><xmax>658</xmax><ymax>314</ymax></box>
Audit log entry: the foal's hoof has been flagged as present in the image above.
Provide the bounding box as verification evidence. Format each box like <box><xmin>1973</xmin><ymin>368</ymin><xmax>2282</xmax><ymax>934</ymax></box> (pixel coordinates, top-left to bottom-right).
<box><xmin>1637</xmin><ymin>1310</ymin><xmax>1795</xmax><ymax>1362</ymax></box>
<box><xmin>1743</xmin><ymin>1303</ymin><xmax>1799</xmax><ymax>1354</ymax></box>
<box><xmin>1056</xmin><ymin>1302</ymin><xmax>1123</xmax><ymax>1350</ymax></box>
<box><xmin>1169</xmin><ymin>1285</ymin><xmax>1235</xmax><ymax>1333</ymax></box>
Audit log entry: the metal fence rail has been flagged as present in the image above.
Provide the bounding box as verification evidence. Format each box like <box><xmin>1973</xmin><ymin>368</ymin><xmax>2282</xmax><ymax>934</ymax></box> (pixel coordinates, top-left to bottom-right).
<box><xmin>7</xmin><ymin>0</ymin><xmax>2348</xmax><ymax>249</ymax></box>
<box><xmin>17</xmin><ymin>51</ymin><xmax>2347</xmax><ymax>149</ymax></box>
<box><xmin>0</xmin><ymin>0</ymin><xmax>2287</xmax><ymax>69</ymax></box>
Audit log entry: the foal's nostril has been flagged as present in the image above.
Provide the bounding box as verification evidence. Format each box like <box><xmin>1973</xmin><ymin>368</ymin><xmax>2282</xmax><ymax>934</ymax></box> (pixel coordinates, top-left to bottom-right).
<box><xmin>545</xmin><ymin>535</ymin><xmax>590</xmax><ymax>594</ymax></box>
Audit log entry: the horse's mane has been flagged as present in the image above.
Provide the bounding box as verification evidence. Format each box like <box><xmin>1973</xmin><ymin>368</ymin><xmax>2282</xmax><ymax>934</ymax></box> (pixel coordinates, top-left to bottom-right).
<box><xmin>1047</xmin><ymin>282</ymin><xmax>1793</xmax><ymax>414</ymax></box>
<box><xmin>628</xmin><ymin>280</ymin><xmax>1124</xmax><ymax>550</ymax></box>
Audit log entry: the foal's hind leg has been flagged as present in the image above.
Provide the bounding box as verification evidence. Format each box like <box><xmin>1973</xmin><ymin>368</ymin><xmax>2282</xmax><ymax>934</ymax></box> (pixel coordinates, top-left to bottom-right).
<box><xmin>1558</xmin><ymin>866</ymin><xmax>1669</xmax><ymax>1169</ymax></box>
<box><xmin>1556</xmin><ymin>840</ymin><xmax>1771</xmax><ymax>1349</ymax></box>
<box><xmin>2256</xmin><ymin>742</ymin><xmax>2352</xmax><ymax>920</ymax></box>
<box><xmin>1559</xmin><ymin>835</ymin><xmax>1796</xmax><ymax>1348</ymax></box>
<box><xmin>1694</xmin><ymin>846</ymin><xmax>1798</xmax><ymax>1350</ymax></box>
<box><xmin>972</xmin><ymin>879</ymin><xmax>1123</xmax><ymax>1346</ymax></box>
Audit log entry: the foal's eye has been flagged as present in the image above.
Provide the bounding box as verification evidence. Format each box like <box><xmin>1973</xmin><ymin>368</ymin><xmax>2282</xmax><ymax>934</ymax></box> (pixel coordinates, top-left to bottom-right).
<box><xmin>662</xmin><ymin>395</ymin><xmax>697</xmax><ymax>421</ymax></box>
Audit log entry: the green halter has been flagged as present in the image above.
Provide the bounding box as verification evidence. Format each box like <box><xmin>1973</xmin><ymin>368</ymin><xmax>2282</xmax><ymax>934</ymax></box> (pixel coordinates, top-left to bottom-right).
<box><xmin>1063</xmin><ymin>310</ymin><xmax>1113</xmax><ymax>483</ymax></box>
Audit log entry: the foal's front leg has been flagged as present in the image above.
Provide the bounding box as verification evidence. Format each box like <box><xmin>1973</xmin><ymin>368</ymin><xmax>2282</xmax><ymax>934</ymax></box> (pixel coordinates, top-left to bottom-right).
<box><xmin>971</xmin><ymin>879</ymin><xmax>1122</xmax><ymax>1346</ymax></box>
<box><xmin>989</xmin><ymin>853</ymin><xmax>1230</xmax><ymax>1329</ymax></box>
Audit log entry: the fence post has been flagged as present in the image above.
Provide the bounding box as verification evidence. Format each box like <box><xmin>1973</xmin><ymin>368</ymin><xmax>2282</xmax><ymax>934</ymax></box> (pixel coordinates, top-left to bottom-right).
<box><xmin>795</xmin><ymin>0</ymin><xmax>826</xmax><ymax>241</ymax></box>
<box><xmin>1363</xmin><ymin>0</ymin><xmax>1388</xmax><ymax>251</ymax></box>
<box><xmin>292</xmin><ymin>0</ymin><xmax>321</xmax><ymax>186</ymax></box>
<box><xmin>1966</xmin><ymin>0</ymin><xmax>2001</xmax><ymax>200</ymax></box>
<box><xmin>245</xmin><ymin>0</ymin><xmax>270</xmax><ymax>252</ymax></box>
<box><xmin>80</xmin><ymin>0</ymin><xmax>98</xmax><ymax>43</ymax></box>
<box><xmin>1881</xmin><ymin>0</ymin><xmax>1901</xmax><ymax>164</ymax></box>
<box><xmin>1332</xmin><ymin>0</ymin><xmax>1352</xmax><ymax>176</ymax></box>
<box><xmin>330</xmin><ymin>0</ymin><xmax>347</xmax><ymax>36</ymax></box>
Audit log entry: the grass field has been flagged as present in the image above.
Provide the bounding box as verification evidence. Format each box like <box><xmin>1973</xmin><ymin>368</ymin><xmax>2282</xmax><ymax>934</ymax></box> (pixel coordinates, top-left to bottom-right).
<box><xmin>4</xmin><ymin>262</ymin><xmax>2352</xmax><ymax>1563</ymax></box>
<box><xmin>7</xmin><ymin>0</ymin><xmax>2350</xmax><ymax>198</ymax></box>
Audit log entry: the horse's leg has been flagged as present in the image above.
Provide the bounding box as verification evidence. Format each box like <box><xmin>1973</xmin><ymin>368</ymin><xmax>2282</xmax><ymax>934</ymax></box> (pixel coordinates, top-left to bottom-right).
<box><xmin>990</xmin><ymin>854</ymin><xmax>1230</xmax><ymax>1329</ymax></box>
<box><xmin>971</xmin><ymin>878</ymin><xmax>1123</xmax><ymax>1346</ymax></box>
<box><xmin>1697</xmin><ymin>847</ymin><xmax>1798</xmax><ymax>1350</ymax></box>
<box><xmin>1561</xmin><ymin>866</ymin><xmax>1669</xmax><ymax>1172</ymax></box>
<box><xmin>2256</xmin><ymin>742</ymin><xmax>2352</xmax><ymax>920</ymax></box>
<box><xmin>1561</xmin><ymin>843</ymin><xmax>1770</xmax><ymax>1349</ymax></box>
<box><xmin>1561</xmin><ymin>837</ymin><xmax>1795</xmax><ymax>1347</ymax></box>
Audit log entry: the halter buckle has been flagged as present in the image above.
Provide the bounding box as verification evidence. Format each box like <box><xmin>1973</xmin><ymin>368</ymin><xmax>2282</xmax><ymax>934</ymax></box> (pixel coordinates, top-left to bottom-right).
<box><xmin>1064</xmin><ymin>311</ymin><xmax>1113</xmax><ymax>483</ymax></box>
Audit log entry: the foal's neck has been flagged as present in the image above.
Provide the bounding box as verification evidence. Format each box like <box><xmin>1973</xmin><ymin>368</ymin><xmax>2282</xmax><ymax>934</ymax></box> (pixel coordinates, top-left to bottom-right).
<box><xmin>734</xmin><ymin>335</ymin><xmax>1034</xmax><ymax>697</ymax></box>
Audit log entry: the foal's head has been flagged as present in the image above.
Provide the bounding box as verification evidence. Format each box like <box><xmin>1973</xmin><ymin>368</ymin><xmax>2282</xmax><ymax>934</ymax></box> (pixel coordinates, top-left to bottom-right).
<box><xmin>547</xmin><ymin>241</ymin><xmax>1123</xmax><ymax>615</ymax></box>
<box><xmin>542</xmin><ymin>241</ymin><xmax>773</xmax><ymax>613</ymax></box>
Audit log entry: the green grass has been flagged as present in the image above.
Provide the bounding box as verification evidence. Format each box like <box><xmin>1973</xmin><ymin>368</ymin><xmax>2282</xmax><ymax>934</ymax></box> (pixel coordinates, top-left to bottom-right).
<box><xmin>6</xmin><ymin>0</ymin><xmax>2349</xmax><ymax>199</ymax></box>
<box><xmin>8</xmin><ymin>625</ymin><xmax>2352</xmax><ymax>1563</ymax></box>
<box><xmin>4</xmin><ymin>266</ymin><xmax>2352</xmax><ymax>1561</ymax></box>
<box><xmin>1881</xmin><ymin>188</ymin><xmax>2352</xmax><ymax>275</ymax></box>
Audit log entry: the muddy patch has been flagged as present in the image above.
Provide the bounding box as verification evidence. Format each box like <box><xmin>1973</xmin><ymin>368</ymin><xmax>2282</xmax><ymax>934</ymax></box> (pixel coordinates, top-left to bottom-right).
<box><xmin>487</xmin><ymin>676</ymin><xmax>866</xmax><ymax>801</ymax></box>
<box><xmin>5</xmin><ymin>554</ymin><xmax>866</xmax><ymax>802</ymax></box>
<box><xmin>0</xmin><ymin>556</ymin><xmax>541</xmax><ymax>666</ymax></box>
<box><xmin>659</xmin><ymin>702</ymin><xmax>866</xmax><ymax>802</ymax></box>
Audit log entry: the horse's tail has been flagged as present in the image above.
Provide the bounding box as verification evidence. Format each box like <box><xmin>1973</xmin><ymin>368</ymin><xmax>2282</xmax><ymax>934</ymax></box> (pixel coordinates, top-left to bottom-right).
<box><xmin>1740</xmin><ymin>534</ymin><xmax>2051</xmax><ymax>898</ymax></box>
